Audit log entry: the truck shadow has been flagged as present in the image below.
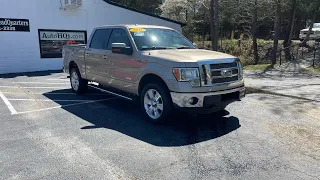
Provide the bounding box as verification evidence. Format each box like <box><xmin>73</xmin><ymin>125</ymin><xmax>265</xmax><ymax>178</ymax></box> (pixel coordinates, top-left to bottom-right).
<box><xmin>44</xmin><ymin>88</ymin><xmax>241</xmax><ymax>147</ymax></box>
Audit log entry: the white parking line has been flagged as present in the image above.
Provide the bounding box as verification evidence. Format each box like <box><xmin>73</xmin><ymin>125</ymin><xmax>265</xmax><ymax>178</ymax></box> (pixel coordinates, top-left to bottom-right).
<box><xmin>0</xmin><ymin>91</ymin><xmax>18</xmax><ymax>114</ymax></box>
<box><xmin>0</xmin><ymin>86</ymin><xmax>68</xmax><ymax>89</ymax></box>
<box><xmin>7</xmin><ymin>99</ymin><xmax>94</xmax><ymax>102</ymax></box>
<box><xmin>0</xmin><ymin>92</ymin><xmax>111</xmax><ymax>96</ymax></box>
<box><xmin>13</xmin><ymin>82</ymin><xmax>69</xmax><ymax>85</ymax></box>
<box><xmin>13</xmin><ymin>97</ymin><xmax>118</xmax><ymax>115</ymax></box>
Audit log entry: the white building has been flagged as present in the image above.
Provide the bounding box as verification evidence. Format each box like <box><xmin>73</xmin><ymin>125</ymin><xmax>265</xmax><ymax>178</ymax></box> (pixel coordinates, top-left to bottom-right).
<box><xmin>0</xmin><ymin>0</ymin><xmax>183</xmax><ymax>74</ymax></box>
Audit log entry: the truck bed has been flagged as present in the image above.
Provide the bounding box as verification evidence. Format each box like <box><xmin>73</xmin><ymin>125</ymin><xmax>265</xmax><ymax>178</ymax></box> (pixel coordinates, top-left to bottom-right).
<box><xmin>63</xmin><ymin>44</ymin><xmax>87</xmax><ymax>75</ymax></box>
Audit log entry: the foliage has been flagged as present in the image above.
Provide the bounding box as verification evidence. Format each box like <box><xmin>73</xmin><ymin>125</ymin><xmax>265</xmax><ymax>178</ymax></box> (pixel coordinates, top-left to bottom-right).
<box><xmin>111</xmin><ymin>0</ymin><xmax>320</xmax><ymax>65</ymax></box>
<box><xmin>110</xmin><ymin>0</ymin><xmax>163</xmax><ymax>15</ymax></box>
<box><xmin>195</xmin><ymin>39</ymin><xmax>284</xmax><ymax>65</ymax></box>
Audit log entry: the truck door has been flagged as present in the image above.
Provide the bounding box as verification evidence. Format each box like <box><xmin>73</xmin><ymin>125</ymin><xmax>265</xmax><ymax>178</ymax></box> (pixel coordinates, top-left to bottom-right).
<box><xmin>105</xmin><ymin>28</ymin><xmax>138</xmax><ymax>92</ymax></box>
<box><xmin>85</xmin><ymin>28</ymin><xmax>112</xmax><ymax>83</ymax></box>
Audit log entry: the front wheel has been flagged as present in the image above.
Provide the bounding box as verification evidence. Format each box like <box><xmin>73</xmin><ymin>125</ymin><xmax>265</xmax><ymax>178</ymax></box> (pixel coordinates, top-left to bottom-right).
<box><xmin>140</xmin><ymin>83</ymin><xmax>173</xmax><ymax>124</ymax></box>
<box><xmin>70</xmin><ymin>68</ymin><xmax>88</xmax><ymax>94</ymax></box>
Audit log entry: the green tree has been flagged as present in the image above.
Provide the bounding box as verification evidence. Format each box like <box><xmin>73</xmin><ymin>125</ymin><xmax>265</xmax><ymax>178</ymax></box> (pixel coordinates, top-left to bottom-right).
<box><xmin>111</xmin><ymin>0</ymin><xmax>163</xmax><ymax>15</ymax></box>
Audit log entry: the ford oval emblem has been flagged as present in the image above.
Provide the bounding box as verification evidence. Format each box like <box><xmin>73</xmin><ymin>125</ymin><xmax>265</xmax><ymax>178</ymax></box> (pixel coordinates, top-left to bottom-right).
<box><xmin>221</xmin><ymin>69</ymin><xmax>233</xmax><ymax>77</ymax></box>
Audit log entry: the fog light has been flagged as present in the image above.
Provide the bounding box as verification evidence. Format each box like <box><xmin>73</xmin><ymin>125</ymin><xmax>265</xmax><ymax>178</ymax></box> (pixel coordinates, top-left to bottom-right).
<box><xmin>188</xmin><ymin>97</ymin><xmax>199</xmax><ymax>105</ymax></box>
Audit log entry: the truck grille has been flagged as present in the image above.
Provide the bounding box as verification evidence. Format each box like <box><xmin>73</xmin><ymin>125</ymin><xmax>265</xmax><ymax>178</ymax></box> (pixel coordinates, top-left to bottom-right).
<box><xmin>303</xmin><ymin>31</ymin><xmax>314</xmax><ymax>35</ymax></box>
<box><xmin>210</xmin><ymin>62</ymin><xmax>237</xmax><ymax>69</ymax></box>
<box><xmin>210</xmin><ymin>62</ymin><xmax>239</xmax><ymax>84</ymax></box>
<box><xmin>212</xmin><ymin>76</ymin><xmax>238</xmax><ymax>84</ymax></box>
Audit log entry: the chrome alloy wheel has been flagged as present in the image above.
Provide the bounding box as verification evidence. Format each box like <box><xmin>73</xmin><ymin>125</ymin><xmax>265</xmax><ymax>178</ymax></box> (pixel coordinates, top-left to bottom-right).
<box><xmin>71</xmin><ymin>71</ymin><xmax>80</xmax><ymax>91</ymax></box>
<box><xmin>144</xmin><ymin>89</ymin><xmax>164</xmax><ymax>119</ymax></box>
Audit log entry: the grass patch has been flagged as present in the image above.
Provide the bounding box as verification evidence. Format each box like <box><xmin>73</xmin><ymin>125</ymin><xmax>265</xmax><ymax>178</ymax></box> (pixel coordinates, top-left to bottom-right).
<box><xmin>300</xmin><ymin>66</ymin><xmax>320</xmax><ymax>74</ymax></box>
<box><xmin>243</xmin><ymin>64</ymin><xmax>273</xmax><ymax>71</ymax></box>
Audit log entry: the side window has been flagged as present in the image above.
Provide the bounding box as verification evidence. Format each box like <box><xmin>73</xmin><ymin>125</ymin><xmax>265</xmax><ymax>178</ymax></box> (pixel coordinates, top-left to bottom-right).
<box><xmin>90</xmin><ymin>29</ymin><xmax>112</xmax><ymax>49</ymax></box>
<box><xmin>107</xmin><ymin>29</ymin><xmax>132</xmax><ymax>50</ymax></box>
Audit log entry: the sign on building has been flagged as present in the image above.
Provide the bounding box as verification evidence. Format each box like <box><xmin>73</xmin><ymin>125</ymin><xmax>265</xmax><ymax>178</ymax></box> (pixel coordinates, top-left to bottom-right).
<box><xmin>0</xmin><ymin>18</ymin><xmax>30</xmax><ymax>32</ymax></box>
<box><xmin>38</xmin><ymin>29</ymin><xmax>87</xmax><ymax>58</ymax></box>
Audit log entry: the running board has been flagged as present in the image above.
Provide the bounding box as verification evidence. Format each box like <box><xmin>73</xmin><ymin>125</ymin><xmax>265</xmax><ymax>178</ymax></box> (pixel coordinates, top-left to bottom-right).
<box><xmin>88</xmin><ymin>85</ymin><xmax>133</xmax><ymax>101</ymax></box>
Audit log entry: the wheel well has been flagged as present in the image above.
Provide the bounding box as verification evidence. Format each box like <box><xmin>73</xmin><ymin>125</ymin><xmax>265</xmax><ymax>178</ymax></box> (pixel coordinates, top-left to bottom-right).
<box><xmin>69</xmin><ymin>61</ymin><xmax>78</xmax><ymax>73</ymax></box>
<box><xmin>138</xmin><ymin>74</ymin><xmax>168</xmax><ymax>96</ymax></box>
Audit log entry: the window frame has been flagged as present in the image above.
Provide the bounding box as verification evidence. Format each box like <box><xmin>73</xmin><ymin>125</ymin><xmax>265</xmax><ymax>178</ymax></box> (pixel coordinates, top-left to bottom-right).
<box><xmin>89</xmin><ymin>28</ymin><xmax>112</xmax><ymax>50</ymax></box>
<box><xmin>107</xmin><ymin>28</ymin><xmax>133</xmax><ymax>50</ymax></box>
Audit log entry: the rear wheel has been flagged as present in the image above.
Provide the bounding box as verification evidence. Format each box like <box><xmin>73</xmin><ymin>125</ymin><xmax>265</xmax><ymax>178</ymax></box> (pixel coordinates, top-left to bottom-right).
<box><xmin>140</xmin><ymin>83</ymin><xmax>173</xmax><ymax>124</ymax></box>
<box><xmin>70</xmin><ymin>67</ymin><xmax>88</xmax><ymax>94</ymax></box>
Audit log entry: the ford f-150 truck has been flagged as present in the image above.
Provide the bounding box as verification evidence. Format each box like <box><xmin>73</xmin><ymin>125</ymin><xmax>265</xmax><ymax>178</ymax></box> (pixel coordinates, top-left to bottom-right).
<box><xmin>63</xmin><ymin>25</ymin><xmax>245</xmax><ymax>123</ymax></box>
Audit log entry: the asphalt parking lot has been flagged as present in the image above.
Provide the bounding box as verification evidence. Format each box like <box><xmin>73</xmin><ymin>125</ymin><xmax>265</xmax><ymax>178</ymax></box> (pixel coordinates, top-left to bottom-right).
<box><xmin>0</xmin><ymin>71</ymin><xmax>319</xmax><ymax>180</ymax></box>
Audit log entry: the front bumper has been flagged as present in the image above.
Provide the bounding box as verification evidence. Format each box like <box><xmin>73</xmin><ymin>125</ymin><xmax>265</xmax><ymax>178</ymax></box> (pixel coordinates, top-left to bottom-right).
<box><xmin>170</xmin><ymin>86</ymin><xmax>245</xmax><ymax>108</ymax></box>
<box><xmin>299</xmin><ymin>34</ymin><xmax>319</xmax><ymax>40</ymax></box>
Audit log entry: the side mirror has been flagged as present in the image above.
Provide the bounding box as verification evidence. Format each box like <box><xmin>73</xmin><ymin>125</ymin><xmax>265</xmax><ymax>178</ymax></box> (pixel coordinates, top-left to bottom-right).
<box><xmin>193</xmin><ymin>43</ymin><xmax>198</xmax><ymax>48</ymax></box>
<box><xmin>112</xmin><ymin>43</ymin><xmax>133</xmax><ymax>55</ymax></box>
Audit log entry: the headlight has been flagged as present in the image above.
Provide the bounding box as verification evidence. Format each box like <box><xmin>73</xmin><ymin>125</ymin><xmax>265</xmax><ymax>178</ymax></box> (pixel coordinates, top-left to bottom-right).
<box><xmin>237</xmin><ymin>59</ymin><xmax>244</xmax><ymax>80</ymax></box>
<box><xmin>173</xmin><ymin>68</ymin><xmax>200</xmax><ymax>87</ymax></box>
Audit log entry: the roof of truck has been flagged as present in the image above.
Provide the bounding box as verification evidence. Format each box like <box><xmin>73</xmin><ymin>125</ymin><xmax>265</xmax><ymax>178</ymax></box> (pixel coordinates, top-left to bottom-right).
<box><xmin>96</xmin><ymin>24</ymin><xmax>173</xmax><ymax>30</ymax></box>
<box><xmin>95</xmin><ymin>24</ymin><xmax>174</xmax><ymax>30</ymax></box>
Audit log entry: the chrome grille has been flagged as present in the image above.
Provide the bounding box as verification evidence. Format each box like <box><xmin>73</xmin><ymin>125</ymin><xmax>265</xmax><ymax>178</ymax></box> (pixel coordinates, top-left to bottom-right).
<box><xmin>212</xmin><ymin>76</ymin><xmax>238</xmax><ymax>84</ymax></box>
<box><xmin>210</xmin><ymin>62</ymin><xmax>239</xmax><ymax>84</ymax></box>
<box><xmin>199</xmin><ymin>59</ymin><xmax>241</xmax><ymax>87</ymax></box>
<box><xmin>210</xmin><ymin>62</ymin><xmax>237</xmax><ymax>69</ymax></box>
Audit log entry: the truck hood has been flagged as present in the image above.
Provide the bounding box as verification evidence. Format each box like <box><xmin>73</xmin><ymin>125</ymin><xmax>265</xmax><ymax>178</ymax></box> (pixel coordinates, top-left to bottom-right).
<box><xmin>142</xmin><ymin>49</ymin><xmax>237</xmax><ymax>62</ymax></box>
<box><xmin>301</xmin><ymin>28</ymin><xmax>320</xmax><ymax>32</ymax></box>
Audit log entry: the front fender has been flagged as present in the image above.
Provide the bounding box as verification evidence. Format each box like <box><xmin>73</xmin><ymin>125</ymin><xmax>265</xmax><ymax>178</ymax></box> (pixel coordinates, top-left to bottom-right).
<box><xmin>135</xmin><ymin>63</ymin><xmax>177</xmax><ymax>94</ymax></box>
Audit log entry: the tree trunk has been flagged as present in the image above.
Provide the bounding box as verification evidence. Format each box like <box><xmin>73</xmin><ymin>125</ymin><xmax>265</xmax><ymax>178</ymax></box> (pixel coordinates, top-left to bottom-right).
<box><xmin>288</xmin><ymin>0</ymin><xmax>296</xmax><ymax>43</ymax></box>
<box><xmin>209</xmin><ymin>0</ymin><xmax>215</xmax><ymax>50</ymax></box>
<box><xmin>272</xmin><ymin>0</ymin><xmax>281</xmax><ymax>65</ymax></box>
<box><xmin>302</xmin><ymin>1</ymin><xmax>320</xmax><ymax>46</ymax></box>
<box><xmin>202</xmin><ymin>12</ymin><xmax>207</xmax><ymax>49</ymax></box>
<box><xmin>283</xmin><ymin>0</ymin><xmax>296</xmax><ymax>61</ymax></box>
<box><xmin>252</xmin><ymin>0</ymin><xmax>258</xmax><ymax>65</ymax></box>
<box><xmin>213</xmin><ymin>0</ymin><xmax>219</xmax><ymax>51</ymax></box>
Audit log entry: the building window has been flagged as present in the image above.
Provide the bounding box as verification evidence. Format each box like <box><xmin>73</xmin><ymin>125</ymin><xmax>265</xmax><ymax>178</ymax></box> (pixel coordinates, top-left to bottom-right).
<box><xmin>38</xmin><ymin>29</ymin><xmax>87</xmax><ymax>58</ymax></box>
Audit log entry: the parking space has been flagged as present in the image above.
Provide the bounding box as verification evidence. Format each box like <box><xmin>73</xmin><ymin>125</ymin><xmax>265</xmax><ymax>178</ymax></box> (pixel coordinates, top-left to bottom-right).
<box><xmin>0</xmin><ymin>71</ymin><xmax>319</xmax><ymax>179</ymax></box>
<box><xmin>0</xmin><ymin>73</ymin><xmax>118</xmax><ymax>115</ymax></box>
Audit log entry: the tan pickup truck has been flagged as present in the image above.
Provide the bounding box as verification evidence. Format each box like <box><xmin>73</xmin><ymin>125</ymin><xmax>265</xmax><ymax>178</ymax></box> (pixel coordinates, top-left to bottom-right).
<box><xmin>63</xmin><ymin>25</ymin><xmax>245</xmax><ymax>123</ymax></box>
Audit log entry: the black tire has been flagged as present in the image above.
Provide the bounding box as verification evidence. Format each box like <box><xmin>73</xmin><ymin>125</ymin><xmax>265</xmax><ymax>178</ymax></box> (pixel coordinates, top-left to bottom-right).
<box><xmin>140</xmin><ymin>83</ymin><xmax>173</xmax><ymax>124</ymax></box>
<box><xmin>70</xmin><ymin>67</ymin><xmax>88</xmax><ymax>94</ymax></box>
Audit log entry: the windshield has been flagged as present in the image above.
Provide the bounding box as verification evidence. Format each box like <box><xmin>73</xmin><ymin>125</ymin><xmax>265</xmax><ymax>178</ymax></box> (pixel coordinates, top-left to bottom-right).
<box><xmin>313</xmin><ymin>23</ymin><xmax>320</xmax><ymax>28</ymax></box>
<box><xmin>129</xmin><ymin>28</ymin><xmax>195</xmax><ymax>51</ymax></box>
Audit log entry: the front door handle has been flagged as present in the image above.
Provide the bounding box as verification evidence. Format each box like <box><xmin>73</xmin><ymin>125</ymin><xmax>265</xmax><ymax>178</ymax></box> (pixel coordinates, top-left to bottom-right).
<box><xmin>103</xmin><ymin>55</ymin><xmax>107</xmax><ymax>59</ymax></box>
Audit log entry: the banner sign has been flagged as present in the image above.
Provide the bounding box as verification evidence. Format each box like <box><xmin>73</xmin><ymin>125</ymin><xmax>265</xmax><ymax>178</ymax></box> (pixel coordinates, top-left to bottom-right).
<box><xmin>39</xmin><ymin>31</ymin><xmax>86</xmax><ymax>41</ymax></box>
<box><xmin>38</xmin><ymin>29</ymin><xmax>87</xmax><ymax>58</ymax></box>
<box><xmin>0</xmin><ymin>18</ymin><xmax>30</xmax><ymax>32</ymax></box>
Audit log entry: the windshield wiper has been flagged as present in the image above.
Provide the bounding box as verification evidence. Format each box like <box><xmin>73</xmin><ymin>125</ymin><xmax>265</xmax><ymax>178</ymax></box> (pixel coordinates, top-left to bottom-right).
<box><xmin>176</xmin><ymin>46</ymin><xmax>193</xmax><ymax>49</ymax></box>
<box><xmin>141</xmin><ymin>46</ymin><xmax>168</xmax><ymax>51</ymax></box>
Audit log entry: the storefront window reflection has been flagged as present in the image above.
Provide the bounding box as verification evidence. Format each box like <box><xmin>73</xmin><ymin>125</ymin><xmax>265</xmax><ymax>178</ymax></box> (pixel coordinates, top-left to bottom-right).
<box><xmin>38</xmin><ymin>29</ymin><xmax>87</xmax><ymax>58</ymax></box>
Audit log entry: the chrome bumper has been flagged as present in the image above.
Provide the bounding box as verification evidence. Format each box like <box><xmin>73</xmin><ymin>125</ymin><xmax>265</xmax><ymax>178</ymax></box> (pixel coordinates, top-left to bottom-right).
<box><xmin>170</xmin><ymin>87</ymin><xmax>245</xmax><ymax>108</ymax></box>
<box><xmin>299</xmin><ymin>34</ymin><xmax>319</xmax><ymax>39</ymax></box>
